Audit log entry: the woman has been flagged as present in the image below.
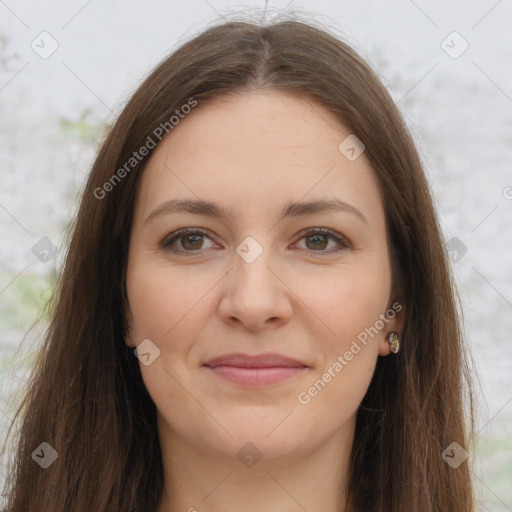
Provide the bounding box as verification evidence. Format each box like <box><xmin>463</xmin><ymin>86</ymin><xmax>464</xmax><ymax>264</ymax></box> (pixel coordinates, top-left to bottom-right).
<box><xmin>1</xmin><ymin>18</ymin><xmax>475</xmax><ymax>511</ymax></box>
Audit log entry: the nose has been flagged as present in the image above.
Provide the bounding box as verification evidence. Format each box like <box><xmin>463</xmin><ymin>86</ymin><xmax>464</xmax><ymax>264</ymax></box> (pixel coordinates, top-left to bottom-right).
<box><xmin>218</xmin><ymin>240</ymin><xmax>293</xmax><ymax>332</ymax></box>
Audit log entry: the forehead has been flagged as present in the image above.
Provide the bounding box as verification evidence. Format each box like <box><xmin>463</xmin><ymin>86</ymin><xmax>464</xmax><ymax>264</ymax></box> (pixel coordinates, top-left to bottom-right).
<box><xmin>134</xmin><ymin>91</ymin><xmax>384</xmax><ymax>227</ymax></box>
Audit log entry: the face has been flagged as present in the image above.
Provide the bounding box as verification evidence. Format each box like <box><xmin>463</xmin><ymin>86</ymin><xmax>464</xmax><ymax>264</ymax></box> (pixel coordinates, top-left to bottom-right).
<box><xmin>124</xmin><ymin>91</ymin><xmax>404</xmax><ymax>465</ymax></box>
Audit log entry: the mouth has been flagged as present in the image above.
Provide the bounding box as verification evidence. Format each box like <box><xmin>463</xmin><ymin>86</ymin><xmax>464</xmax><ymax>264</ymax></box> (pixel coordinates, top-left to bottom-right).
<box><xmin>202</xmin><ymin>352</ymin><xmax>309</xmax><ymax>387</ymax></box>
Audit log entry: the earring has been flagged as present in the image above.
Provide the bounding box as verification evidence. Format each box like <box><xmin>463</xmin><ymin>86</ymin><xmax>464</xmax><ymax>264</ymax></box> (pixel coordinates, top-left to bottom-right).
<box><xmin>387</xmin><ymin>331</ymin><xmax>400</xmax><ymax>354</ymax></box>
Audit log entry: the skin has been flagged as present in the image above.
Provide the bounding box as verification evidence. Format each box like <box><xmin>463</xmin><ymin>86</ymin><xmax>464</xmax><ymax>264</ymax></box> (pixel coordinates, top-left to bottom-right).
<box><xmin>124</xmin><ymin>91</ymin><xmax>405</xmax><ymax>512</ymax></box>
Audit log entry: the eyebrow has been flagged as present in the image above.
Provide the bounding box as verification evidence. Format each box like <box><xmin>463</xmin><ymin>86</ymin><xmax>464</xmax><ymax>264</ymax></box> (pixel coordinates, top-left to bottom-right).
<box><xmin>144</xmin><ymin>198</ymin><xmax>368</xmax><ymax>224</ymax></box>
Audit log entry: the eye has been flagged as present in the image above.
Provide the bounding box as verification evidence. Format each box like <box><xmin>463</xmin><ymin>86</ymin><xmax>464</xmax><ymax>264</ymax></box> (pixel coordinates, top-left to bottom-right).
<box><xmin>160</xmin><ymin>228</ymin><xmax>218</xmax><ymax>253</ymax></box>
<box><xmin>293</xmin><ymin>228</ymin><xmax>350</xmax><ymax>255</ymax></box>
<box><xmin>160</xmin><ymin>227</ymin><xmax>350</xmax><ymax>255</ymax></box>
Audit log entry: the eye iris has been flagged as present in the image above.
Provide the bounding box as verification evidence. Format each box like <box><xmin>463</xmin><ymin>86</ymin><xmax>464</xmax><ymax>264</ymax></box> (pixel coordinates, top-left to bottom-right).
<box><xmin>306</xmin><ymin>233</ymin><xmax>328</xmax><ymax>250</ymax></box>
<box><xmin>182</xmin><ymin>234</ymin><xmax>203</xmax><ymax>250</ymax></box>
<box><xmin>170</xmin><ymin>230</ymin><xmax>339</xmax><ymax>252</ymax></box>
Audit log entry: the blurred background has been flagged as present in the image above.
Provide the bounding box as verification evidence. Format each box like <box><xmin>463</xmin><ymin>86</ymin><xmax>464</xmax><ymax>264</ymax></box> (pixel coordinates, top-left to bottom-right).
<box><xmin>1</xmin><ymin>0</ymin><xmax>511</xmax><ymax>509</ymax></box>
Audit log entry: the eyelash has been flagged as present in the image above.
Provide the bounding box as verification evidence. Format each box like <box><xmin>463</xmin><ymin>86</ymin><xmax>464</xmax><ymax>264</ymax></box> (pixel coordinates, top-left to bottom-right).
<box><xmin>160</xmin><ymin>227</ymin><xmax>350</xmax><ymax>256</ymax></box>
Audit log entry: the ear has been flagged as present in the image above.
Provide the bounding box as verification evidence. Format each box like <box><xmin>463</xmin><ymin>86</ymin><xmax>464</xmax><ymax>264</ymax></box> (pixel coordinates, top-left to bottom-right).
<box><xmin>378</xmin><ymin>299</ymin><xmax>406</xmax><ymax>356</ymax></box>
<box><xmin>123</xmin><ymin>300</ymin><xmax>137</xmax><ymax>348</ymax></box>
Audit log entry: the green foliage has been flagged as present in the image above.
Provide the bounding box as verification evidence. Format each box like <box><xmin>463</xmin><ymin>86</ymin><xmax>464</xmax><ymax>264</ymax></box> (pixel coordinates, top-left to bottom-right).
<box><xmin>0</xmin><ymin>271</ymin><xmax>56</xmax><ymax>331</ymax></box>
<box><xmin>59</xmin><ymin>108</ymin><xmax>110</xmax><ymax>144</ymax></box>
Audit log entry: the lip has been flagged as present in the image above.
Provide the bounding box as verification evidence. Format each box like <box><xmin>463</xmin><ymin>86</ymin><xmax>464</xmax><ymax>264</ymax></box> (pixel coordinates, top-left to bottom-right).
<box><xmin>203</xmin><ymin>352</ymin><xmax>307</xmax><ymax>368</ymax></box>
<box><xmin>202</xmin><ymin>352</ymin><xmax>309</xmax><ymax>387</ymax></box>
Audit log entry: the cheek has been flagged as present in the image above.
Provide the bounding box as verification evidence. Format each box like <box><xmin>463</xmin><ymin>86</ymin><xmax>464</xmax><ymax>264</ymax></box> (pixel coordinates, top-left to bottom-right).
<box><xmin>126</xmin><ymin>259</ymin><xmax>219</xmax><ymax>407</ymax></box>
<box><xmin>295</xmin><ymin>264</ymin><xmax>389</xmax><ymax>407</ymax></box>
<box><xmin>126</xmin><ymin>261</ymin><xmax>210</xmax><ymax>344</ymax></box>
<box><xmin>295</xmin><ymin>284</ymin><xmax>383</xmax><ymax>432</ymax></box>
<box><xmin>302</xmin><ymin>263</ymin><xmax>391</xmax><ymax>347</ymax></box>
<box><xmin>126</xmin><ymin>263</ymin><xmax>209</xmax><ymax>414</ymax></box>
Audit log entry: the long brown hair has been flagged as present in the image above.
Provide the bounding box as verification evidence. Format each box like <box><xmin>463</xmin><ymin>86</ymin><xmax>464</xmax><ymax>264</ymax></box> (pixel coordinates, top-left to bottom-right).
<box><xmin>2</xmin><ymin>17</ymin><xmax>474</xmax><ymax>511</ymax></box>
